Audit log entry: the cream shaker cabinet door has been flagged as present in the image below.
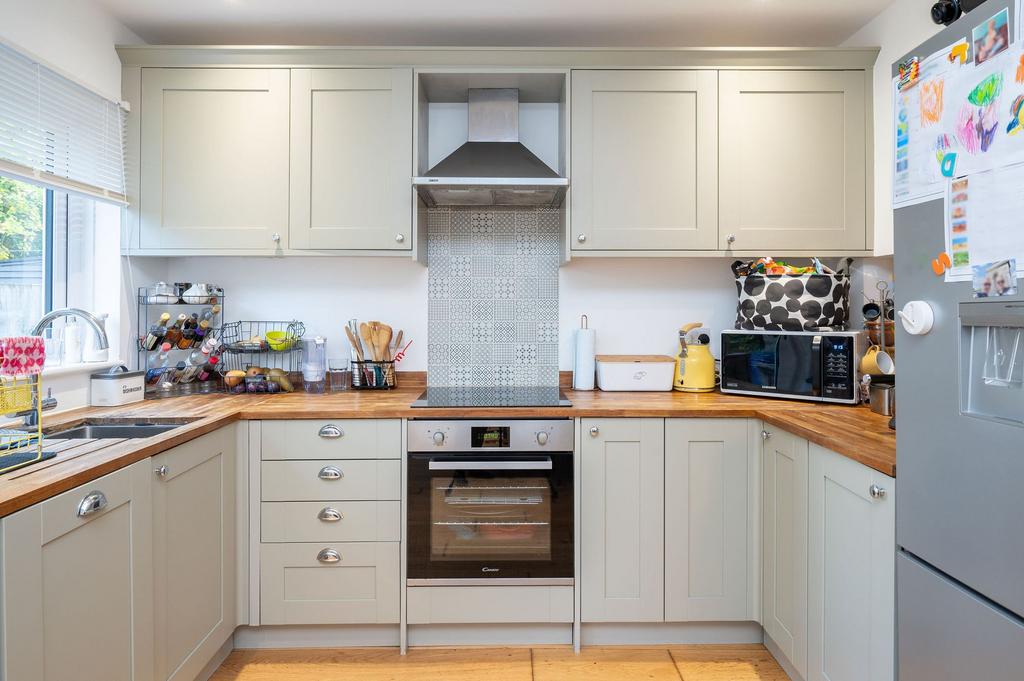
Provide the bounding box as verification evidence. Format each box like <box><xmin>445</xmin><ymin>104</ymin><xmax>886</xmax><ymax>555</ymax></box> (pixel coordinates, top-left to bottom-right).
<box><xmin>1</xmin><ymin>461</ymin><xmax>154</xmax><ymax>681</ymax></box>
<box><xmin>571</xmin><ymin>70</ymin><xmax>718</xmax><ymax>251</ymax></box>
<box><xmin>580</xmin><ymin>418</ymin><xmax>664</xmax><ymax>622</ymax></box>
<box><xmin>290</xmin><ymin>68</ymin><xmax>413</xmax><ymax>250</ymax></box>
<box><xmin>807</xmin><ymin>444</ymin><xmax>895</xmax><ymax>681</ymax></box>
<box><xmin>140</xmin><ymin>68</ymin><xmax>289</xmax><ymax>250</ymax></box>
<box><xmin>665</xmin><ymin>418</ymin><xmax>750</xmax><ymax>622</ymax></box>
<box><xmin>762</xmin><ymin>426</ymin><xmax>809</xmax><ymax>679</ymax></box>
<box><xmin>151</xmin><ymin>428</ymin><xmax>236</xmax><ymax>681</ymax></box>
<box><xmin>719</xmin><ymin>70</ymin><xmax>867</xmax><ymax>252</ymax></box>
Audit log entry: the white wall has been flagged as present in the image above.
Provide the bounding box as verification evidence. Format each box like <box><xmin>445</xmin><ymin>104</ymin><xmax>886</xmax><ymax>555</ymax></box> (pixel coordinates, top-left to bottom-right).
<box><xmin>163</xmin><ymin>257</ymin><xmax>739</xmax><ymax>372</ymax></box>
<box><xmin>842</xmin><ymin>0</ymin><xmax>941</xmax><ymax>256</ymax></box>
<box><xmin>0</xmin><ymin>0</ymin><xmax>142</xmax><ymax>101</ymax></box>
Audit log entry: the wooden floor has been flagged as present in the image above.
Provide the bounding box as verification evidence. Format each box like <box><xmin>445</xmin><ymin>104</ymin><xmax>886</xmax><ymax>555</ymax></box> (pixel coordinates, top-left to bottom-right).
<box><xmin>210</xmin><ymin>645</ymin><xmax>790</xmax><ymax>681</ymax></box>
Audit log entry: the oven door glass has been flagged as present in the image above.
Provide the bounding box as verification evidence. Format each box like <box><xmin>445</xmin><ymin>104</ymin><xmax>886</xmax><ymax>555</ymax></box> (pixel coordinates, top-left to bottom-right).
<box><xmin>722</xmin><ymin>333</ymin><xmax>819</xmax><ymax>397</ymax></box>
<box><xmin>407</xmin><ymin>452</ymin><xmax>573</xmax><ymax>580</ymax></box>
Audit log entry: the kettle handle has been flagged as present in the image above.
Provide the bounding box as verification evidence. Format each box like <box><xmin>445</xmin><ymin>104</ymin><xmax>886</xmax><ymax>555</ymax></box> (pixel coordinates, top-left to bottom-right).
<box><xmin>680</xmin><ymin>322</ymin><xmax>703</xmax><ymax>334</ymax></box>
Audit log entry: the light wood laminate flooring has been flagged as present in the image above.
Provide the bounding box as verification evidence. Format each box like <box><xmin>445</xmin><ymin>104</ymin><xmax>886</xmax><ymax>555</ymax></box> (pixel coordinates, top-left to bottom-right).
<box><xmin>210</xmin><ymin>645</ymin><xmax>790</xmax><ymax>680</ymax></box>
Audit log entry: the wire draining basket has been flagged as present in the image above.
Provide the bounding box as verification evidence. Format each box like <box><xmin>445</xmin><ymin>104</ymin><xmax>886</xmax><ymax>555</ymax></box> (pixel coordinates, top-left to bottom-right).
<box><xmin>0</xmin><ymin>374</ymin><xmax>52</xmax><ymax>474</ymax></box>
<box><xmin>219</xmin><ymin>321</ymin><xmax>306</xmax><ymax>373</ymax></box>
<box><xmin>351</xmin><ymin>360</ymin><xmax>397</xmax><ymax>389</ymax></box>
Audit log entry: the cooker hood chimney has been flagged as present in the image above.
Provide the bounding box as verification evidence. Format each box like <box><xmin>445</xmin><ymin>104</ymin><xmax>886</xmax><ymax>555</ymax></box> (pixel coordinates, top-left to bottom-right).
<box><xmin>413</xmin><ymin>88</ymin><xmax>568</xmax><ymax>208</ymax></box>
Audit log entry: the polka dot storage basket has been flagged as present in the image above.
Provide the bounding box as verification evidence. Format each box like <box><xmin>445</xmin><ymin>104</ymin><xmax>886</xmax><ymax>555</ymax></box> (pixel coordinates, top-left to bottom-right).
<box><xmin>735</xmin><ymin>273</ymin><xmax>851</xmax><ymax>331</ymax></box>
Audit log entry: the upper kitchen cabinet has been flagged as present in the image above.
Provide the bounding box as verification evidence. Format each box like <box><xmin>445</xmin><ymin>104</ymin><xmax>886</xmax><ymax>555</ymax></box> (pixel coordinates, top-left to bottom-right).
<box><xmin>571</xmin><ymin>70</ymin><xmax>718</xmax><ymax>252</ymax></box>
<box><xmin>138</xmin><ymin>68</ymin><xmax>290</xmax><ymax>251</ymax></box>
<box><xmin>719</xmin><ymin>70</ymin><xmax>868</xmax><ymax>253</ymax></box>
<box><xmin>290</xmin><ymin>68</ymin><xmax>413</xmax><ymax>251</ymax></box>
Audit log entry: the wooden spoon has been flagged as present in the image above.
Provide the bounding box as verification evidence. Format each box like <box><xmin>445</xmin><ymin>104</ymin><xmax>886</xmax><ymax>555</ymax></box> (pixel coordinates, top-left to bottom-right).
<box><xmin>380</xmin><ymin>324</ymin><xmax>393</xmax><ymax>361</ymax></box>
<box><xmin>360</xmin><ymin>322</ymin><xmax>377</xmax><ymax>361</ymax></box>
<box><xmin>345</xmin><ymin>325</ymin><xmax>364</xmax><ymax>362</ymax></box>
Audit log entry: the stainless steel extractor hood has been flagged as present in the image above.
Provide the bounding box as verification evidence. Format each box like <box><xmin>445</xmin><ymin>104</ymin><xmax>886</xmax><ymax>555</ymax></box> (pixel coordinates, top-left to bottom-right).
<box><xmin>413</xmin><ymin>88</ymin><xmax>568</xmax><ymax>208</ymax></box>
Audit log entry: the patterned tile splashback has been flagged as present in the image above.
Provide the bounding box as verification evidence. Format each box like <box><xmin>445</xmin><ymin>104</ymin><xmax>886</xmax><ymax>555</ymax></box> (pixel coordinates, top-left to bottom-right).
<box><xmin>427</xmin><ymin>207</ymin><xmax>561</xmax><ymax>387</ymax></box>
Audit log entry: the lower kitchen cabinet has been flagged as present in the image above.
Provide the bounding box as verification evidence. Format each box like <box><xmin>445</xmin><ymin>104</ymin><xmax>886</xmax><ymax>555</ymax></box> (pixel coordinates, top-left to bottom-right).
<box><xmin>260</xmin><ymin>542</ymin><xmax>400</xmax><ymax>624</ymax></box>
<box><xmin>580</xmin><ymin>418</ymin><xmax>665</xmax><ymax>622</ymax></box>
<box><xmin>0</xmin><ymin>460</ymin><xmax>154</xmax><ymax>681</ymax></box>
<box><xmin>151</xmin><ymin>428</ymin><xmax>237</xmax><ymax>681</ymax></box>
<box><xmin>762</xmin><ymin>426</ymin><xmax>809</xmax><ymax>679</ymax></box>
<box><xmin>807</xmin><ymin>443</ymin><xmax>895</xmax><ymax>681</ymax></box>
<box><xmin>665</xmin><ymin>418</ymin><xmax>751</xmax><ymax>621</ymax></box>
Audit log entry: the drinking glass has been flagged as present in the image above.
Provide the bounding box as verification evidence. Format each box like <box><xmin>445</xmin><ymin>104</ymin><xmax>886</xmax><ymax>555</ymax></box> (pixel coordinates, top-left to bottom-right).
<box><xmin>40</xmin><ymin>328</ymin><xmax>63</xmax><ymax>367</ymax></box>
<box><xmin>329</xmin><ymin>359</ymin><xmax>351</xmax><ymax>392</ymax></box>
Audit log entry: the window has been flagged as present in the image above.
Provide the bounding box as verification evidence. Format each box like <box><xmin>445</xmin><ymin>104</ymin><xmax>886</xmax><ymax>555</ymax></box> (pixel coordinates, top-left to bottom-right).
<box><xmin>0</xmin><ymin>176</ymin><xmax>98</xmax><ymax>337</ymax></box>
<box><xmin>0</xmin><ymin>40</ymin><xmax>125</xmax><ymax>362</ymax></box>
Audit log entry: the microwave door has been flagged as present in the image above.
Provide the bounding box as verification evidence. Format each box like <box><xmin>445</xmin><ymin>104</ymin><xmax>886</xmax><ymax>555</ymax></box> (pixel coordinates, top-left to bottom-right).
<box><xmin>775</xmin><ymin>335</ymin><xmax>819</xmax><ymax>397</ymax></box>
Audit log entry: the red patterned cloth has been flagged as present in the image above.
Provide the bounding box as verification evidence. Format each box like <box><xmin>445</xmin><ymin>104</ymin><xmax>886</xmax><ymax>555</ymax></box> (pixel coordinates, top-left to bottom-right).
<box><xmin>0</xmin><ymin>336</ymin><xmax>46</xmax><ymax>376</ymax></box>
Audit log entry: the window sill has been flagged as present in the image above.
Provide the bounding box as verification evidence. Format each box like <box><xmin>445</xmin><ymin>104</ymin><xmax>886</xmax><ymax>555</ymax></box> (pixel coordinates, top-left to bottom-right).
<box><xmin>41</xmin><ymin>361</ymin><xmax>120</xmax><ymax>379</ymax></box>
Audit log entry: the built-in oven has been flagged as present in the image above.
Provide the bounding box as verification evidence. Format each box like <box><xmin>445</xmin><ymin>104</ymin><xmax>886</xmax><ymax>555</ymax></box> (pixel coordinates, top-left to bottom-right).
<box><xmin>407</xmin><ymin>419</ymin><xmax>574</xmax><ymax>585</ymax></box>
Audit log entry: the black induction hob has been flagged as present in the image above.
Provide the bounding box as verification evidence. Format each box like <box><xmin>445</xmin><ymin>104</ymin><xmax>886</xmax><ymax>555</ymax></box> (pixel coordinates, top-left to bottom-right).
<box><xmin>411</xmin><ymin>386</ymin><xmax>571</xmax><ymax>408</ymax></box>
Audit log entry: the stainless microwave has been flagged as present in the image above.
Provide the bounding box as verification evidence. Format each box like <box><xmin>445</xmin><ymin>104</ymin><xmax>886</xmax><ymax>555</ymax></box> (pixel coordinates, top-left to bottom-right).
<box><xmin>720</xmin><ymin>330</ymin><xmax>865</xmax><ymax>404</ymax></box>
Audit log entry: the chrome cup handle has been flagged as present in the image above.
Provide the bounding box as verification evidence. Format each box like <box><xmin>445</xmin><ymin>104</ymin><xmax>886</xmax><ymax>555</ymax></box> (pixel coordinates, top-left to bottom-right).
<box><xmin>318</xmin><ymin>424</ymin><xmax>344</xmax><ymax>439</ymax></box>
<box><xmin>76</xmin><ymin>491</ymin><xmax>108</xmax><ymax>518</ymax></box>
<box><xmin>318</xmin><ymin>507</ymin><xmax>343</xmax><ymax>522</ymax></box>
<box><xmin>318</xmin><ymin>466</ymin><xmax>343</xmax><ymax>480</ymax></box>
<box><xmin>317</xmin><ymin>548</ymin><xmax>341</xmax><ymax>564</ymax></box>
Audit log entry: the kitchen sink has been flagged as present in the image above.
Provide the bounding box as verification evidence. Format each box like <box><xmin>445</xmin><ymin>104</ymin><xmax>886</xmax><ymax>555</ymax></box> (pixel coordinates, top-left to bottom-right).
<box><xmin>45</xmin><ymin>419</ymin><xmax>191</xmax><ymax>440</ymax></box>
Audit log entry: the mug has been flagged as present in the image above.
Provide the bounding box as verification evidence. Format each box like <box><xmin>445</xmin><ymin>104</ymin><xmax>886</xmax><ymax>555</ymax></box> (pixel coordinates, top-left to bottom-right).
<box><xmin>860</xmin><ymin>344</ymin><xmax>895</xmax><ymax>375</ymax></box>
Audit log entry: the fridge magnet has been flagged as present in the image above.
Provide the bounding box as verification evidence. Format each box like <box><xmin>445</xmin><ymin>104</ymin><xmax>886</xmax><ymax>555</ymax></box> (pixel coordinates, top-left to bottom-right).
<box><xmin>932</xmin><ymin>252</ymin><xmax>953</xmax><ymax>276</ymax></box>
<box><xmin>949</xmin><ymin>41</ymin><xmax>970</xmax><ymax>64</ymax></box>
<box><xmin>972</xmin><ymin>259</ymin><xmax>1017</xmax><ymax>297</ymax></box>
<box><xmin>898</xmin><ymin>56</ymin><xmax>920</xmax><ymax>91</ymax></box>
<box><xmin>1016</xmin><ymin>53</ymin><xmax>1024</xmax><ymax>83</ymax></box>
<box><xmin>973</xmin><ymin>8</ymin><xmax>1010</xmax><ymax>66</ymax></box>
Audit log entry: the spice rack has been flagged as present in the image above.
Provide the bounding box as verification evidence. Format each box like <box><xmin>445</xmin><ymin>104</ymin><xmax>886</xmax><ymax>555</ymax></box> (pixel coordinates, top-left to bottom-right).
<box><xmin>136</xmin><ymin>286</ymin><xmax>225</xmax><ymax>399</ymax></box>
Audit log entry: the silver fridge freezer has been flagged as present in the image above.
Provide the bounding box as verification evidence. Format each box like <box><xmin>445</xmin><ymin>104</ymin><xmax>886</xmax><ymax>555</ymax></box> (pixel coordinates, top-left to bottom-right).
<box><xmin>894</xmin><ymin>1</ymin><xmax>1024</xmax><ymax>678</ymax></box>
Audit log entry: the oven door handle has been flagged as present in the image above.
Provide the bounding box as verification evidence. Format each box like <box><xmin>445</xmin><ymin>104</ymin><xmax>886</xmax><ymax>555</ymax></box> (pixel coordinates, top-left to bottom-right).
<box><xmin>428</xmin><ymin>458</ymin><xmax>553</xmax><ymax>471</ymax></box>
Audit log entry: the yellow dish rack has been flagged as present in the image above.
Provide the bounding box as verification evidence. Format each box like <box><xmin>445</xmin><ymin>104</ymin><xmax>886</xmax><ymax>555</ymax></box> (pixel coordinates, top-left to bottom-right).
<box><xmin>0</xmin><ymin>374</ymin><xmax>48</xmax><ymax>474</ymax></box>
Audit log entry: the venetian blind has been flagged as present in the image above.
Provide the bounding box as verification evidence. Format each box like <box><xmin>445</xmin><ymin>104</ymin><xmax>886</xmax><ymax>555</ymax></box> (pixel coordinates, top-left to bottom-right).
<box><xmin>0</xmin><ymin>41</ymin><xmax>127</xmax><ymax>204</ymax></box>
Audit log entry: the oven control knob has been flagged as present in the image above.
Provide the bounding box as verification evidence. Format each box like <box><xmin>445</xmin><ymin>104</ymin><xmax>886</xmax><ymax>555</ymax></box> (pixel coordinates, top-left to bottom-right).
<box><xmin>535</xmin><ymin>431</ymin><xmax>549</xmax><ymax>446</ymax></box>
<box><xmin>432</xmin><ymin>431</ymin><xmax>446</xmax><ymax>446</ymax></box>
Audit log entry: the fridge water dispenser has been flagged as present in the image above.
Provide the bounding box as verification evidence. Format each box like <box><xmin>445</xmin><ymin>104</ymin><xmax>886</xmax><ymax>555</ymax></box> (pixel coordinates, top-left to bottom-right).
<box><xmin>960</xmin><ymin>301</ymin><xmax>1024</xmax><ymax>425</ymax></box>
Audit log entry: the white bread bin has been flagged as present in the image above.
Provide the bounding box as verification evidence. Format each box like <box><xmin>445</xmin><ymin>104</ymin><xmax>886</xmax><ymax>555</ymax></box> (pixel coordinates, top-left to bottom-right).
<box><xmin>90</xmin><ymin>365</ymin><xmax>145</xmax><ymax>406</ymax></box>
<box><xmin>596</xmin><ymin>355</ymin><xmax>675</xmax><ymax>392</ymax></box>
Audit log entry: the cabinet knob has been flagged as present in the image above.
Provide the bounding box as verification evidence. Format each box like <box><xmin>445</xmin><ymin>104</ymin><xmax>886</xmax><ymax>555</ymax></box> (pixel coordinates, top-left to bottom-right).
<box><xmin>589</xmin><ymin>426</ymin><xmax>599</xmax><ymax>437</ymax></box>
<box><xmin>318</xmin><ymin>424</ymin><xmax>344</xmax><ymax>439</ymax></box>
<box><xmin>726</xmin><ymin>234</ymin><xmax>736</xmax><ymax>245</ymax></box>
<box><xmin>318</xmin><ymin>507</ymin><xmax>343</xmax><ymax>522</ymax></box>
<box><xmin>76</xmin><ymin>491</ymin><xmax>108</xmax><ymax>518</ymax></box>
<box><xmin>577</xmin><ymin>234</ymin><xmax>587</xmax><ymax>243</ymax></box>
<box><xmin>271</xmin><ymin>232</ymin><xmax>281</xmax><ymax>243</ymax></box>
<box><xmin>154</xmin><ymin>465</ymin><xmax>168</xmax><ymax>477</ymax></box>
<box><xmin>869</xmin><ymin>484</ymin><xmax>887</xmax><ymax>499</ymax></box>
<box><xmin>395</xmin><ymin>233</ymin><xmax>405</xmax><ymax>243</ymax></box>
<box><xmin>316</xmin><ymin>548</ymin><xmax>341</xmax><ymax>564</ymax></box>
<box><xmin>318</xmin><ymin>465</ymin><xmax>343</xmax><ymax>480</ymax></box>
<box><xmin>760</xmin><ymin>430</ymin><xmax>771</xmax><ymax>441</ymax></box>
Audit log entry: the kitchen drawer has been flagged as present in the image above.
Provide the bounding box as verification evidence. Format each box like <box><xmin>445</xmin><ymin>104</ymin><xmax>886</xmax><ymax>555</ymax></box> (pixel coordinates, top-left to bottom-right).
<box><xmin>261</xmin><ymin>501</ymin><xmax>400</xmax><ymax>542</ymax></box>
<box><xmin>260</xmin><ymin>542</ymin><xmax>399</xmax><ymax>624</ymax></box>
<box><xmin>407</xmin><ymin>586</ymin><xmax>574</xmax><ymax>624</ymax></box>
<box><xmin>261</xmin><ymin>459</ymin><xmax>400</xmax><ymax>501</ymax></box>
<box><xmin>261</xmin><ymin>419</ymin><xmax>401</xmax><ymax>460</ymax></box>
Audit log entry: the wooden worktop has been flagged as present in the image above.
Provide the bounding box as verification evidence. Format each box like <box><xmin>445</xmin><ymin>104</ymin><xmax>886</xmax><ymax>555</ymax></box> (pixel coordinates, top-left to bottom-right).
<box><xmin>0</xmin><ymin>378</ymin><xmax>895</xmax><ymax>518</ymax></box>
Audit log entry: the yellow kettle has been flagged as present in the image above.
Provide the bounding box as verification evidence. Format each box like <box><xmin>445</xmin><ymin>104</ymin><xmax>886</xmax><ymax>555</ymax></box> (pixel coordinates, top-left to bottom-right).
<box><xmin>673</xmin><ymin>322</ymin><xmax>716</xmax><ymax>393</ymax></box>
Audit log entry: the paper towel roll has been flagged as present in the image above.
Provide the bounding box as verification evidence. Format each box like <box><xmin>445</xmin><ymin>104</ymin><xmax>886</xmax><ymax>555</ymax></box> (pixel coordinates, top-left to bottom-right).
<box><xmin>573</xmin><ymin>328</ymin><xmax>596</xmax><ymax>390</ymax></box>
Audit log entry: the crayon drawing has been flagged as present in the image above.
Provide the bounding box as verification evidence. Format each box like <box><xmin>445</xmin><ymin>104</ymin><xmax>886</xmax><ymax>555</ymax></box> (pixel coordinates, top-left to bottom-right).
<box><xmin>920</xmin><ymin>79</ymin><xmax>945</xmax><ymax>126</ymax></box>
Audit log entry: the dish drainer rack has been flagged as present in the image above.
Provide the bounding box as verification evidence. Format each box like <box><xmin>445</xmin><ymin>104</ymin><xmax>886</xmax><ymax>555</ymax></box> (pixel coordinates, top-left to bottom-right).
<box><xmin>219</xmin><ymin>320</ymin><xmax>306</xmax><ymax>374</ymax></box>
<box><xmin>0</xmin><ymin>374</ymin><xmax>55</xmax><ymax>474</ymax></box>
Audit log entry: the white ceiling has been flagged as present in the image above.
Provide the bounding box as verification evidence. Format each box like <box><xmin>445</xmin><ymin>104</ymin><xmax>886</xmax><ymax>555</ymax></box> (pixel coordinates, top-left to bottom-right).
<box><xmin>96</xmin><ymin>0</ymin><xmax>891</xmax><ymax>47</ymax></box>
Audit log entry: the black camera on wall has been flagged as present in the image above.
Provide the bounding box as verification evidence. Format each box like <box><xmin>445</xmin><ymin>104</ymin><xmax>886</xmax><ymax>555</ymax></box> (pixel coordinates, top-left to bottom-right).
<box><xmin>931</xmin><ymin>0</ymin><xmax>991</xmax><ymax>26</ymax></box>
